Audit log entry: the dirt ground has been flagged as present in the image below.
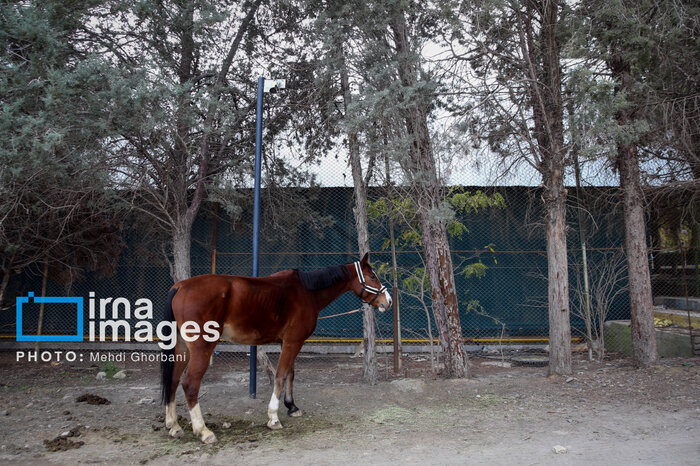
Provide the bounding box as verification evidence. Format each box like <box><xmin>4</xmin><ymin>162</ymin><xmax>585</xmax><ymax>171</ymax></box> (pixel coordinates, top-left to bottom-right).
<box><xmin>0</xmin><ymin>350</ymin><xmax>698</xmax><ymax>465</ymax></box>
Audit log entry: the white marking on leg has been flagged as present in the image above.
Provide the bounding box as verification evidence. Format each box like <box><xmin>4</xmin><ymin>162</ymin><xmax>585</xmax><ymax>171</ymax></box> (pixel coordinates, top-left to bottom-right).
<box><xmin>189</xmin><ymin>403</ymin><xmax>216</xmax><ymax>444</ymax></box>
<box><xmin>166</xmin><ymin>401</ymin><xmax>184</xmax><ymax>438</ymax></box>
<box><xmin>165</xmin><ymin>401</ymin><xmax>177</xmax><ymax>427</ymax></box>
<box><xmin>267</xmin><ymin>392</ymin><xmax>282</xmax><ymax>429</ymax></box>
<box><xmin>189</xmin><ymin>403</ymin><xmax>205</xmax><ymax>434</ymax></box>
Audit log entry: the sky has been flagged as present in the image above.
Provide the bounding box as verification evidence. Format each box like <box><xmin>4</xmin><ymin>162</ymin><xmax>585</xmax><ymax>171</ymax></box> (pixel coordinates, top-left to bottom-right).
<box><xmin>284</xmin><ymin>141</ymin><xmax>619</xmax><ymax>188</ymax></box>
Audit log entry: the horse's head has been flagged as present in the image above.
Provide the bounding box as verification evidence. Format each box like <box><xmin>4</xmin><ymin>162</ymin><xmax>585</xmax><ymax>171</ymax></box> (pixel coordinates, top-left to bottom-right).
<box><xmin>350</xmin><ymin>253</ymin><xmax>392</xmax><ymax>312</ymax></box>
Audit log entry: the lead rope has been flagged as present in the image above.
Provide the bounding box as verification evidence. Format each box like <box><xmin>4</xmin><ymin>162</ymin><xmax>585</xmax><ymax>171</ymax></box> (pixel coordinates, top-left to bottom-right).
<box><xmin>319</xmin><ymin>262</ymin><xmax>385</xmax><ymax>321</ymax></box>
<box><xmin>317</xmin><ymin>308</ymin><xmax>362</xmax><ymax>320</ymax></box>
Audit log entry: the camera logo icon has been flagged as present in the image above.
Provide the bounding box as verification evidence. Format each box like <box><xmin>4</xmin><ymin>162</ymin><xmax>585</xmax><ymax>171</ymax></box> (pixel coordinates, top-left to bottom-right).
<box><xmin>16</xmin><ymin>292</ymin><xmax>83</xmax><ymax>342</ymax></box>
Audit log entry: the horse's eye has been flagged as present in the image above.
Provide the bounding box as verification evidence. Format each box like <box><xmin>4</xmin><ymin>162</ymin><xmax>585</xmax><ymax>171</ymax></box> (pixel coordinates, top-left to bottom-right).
<box><xmin>370</xmin><ymin>274</ymin><xmax>377</xmax><ymax>280</ymax></box>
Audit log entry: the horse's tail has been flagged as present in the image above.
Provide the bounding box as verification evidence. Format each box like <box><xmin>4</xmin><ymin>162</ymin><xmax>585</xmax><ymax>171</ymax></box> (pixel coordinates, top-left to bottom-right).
<box><xmin>160</xmin><ymin>287</ymin><xmax>179</xmax><ymax>405</ymax></box>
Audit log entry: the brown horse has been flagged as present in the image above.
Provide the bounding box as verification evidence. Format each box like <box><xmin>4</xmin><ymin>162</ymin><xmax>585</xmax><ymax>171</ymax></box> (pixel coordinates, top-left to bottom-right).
<box><xmin>160</xmin><ymin>253</ymin><xmax>391</xmax><ymax>444</ymax></box>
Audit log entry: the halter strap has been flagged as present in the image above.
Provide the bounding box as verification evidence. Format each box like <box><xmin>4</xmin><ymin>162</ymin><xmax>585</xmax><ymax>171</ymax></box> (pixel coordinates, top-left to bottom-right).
<box><xmin>353</xmin><ymin>261</ymin><xmax>386</xmax><ymax>305</ymax></box>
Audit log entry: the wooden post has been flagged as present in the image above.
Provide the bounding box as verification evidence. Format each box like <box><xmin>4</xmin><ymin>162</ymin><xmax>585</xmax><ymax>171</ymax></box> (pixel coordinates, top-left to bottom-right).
<box><xmin>392</xmin><ymin>285</ymin><xmax>400</xmax><ymax>372</ymax></box>
<box><xmin>210</xmin><ymin>204</ymin><xmax>218</xmax><ymax>367</ymax></box>
<box><xmin>386</xmin><ymin>155</ymin><xmax>402</xmax><ymax>373</ymax></box>
<box><xmin>34</xmin><ymin>259</ymin><xmax>49</xmax><ymax>353</ymax></box>
<box><xmin>211</xmin><ymin>203</ymin><xmax>218</xmax><ymax>275</ymax></box>
<box><xmin>574</xmin><ymin>152</ymin><xmax>593</xmax><ymax>360</ymax></box>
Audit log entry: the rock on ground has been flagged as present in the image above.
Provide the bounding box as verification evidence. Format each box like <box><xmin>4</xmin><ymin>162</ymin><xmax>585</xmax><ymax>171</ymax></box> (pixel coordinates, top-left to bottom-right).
<box><xmin>390</xmin><ymin>378</ymin><xmax>425</xmax><ymax>393</ymax></box>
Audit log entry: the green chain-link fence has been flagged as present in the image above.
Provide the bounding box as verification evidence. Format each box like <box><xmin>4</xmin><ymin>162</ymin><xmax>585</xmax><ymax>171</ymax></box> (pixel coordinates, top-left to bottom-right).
<box><xmin>4</xmin><ymin>184</ymin><xmax>697</xmax><ymax>368</ymax></box>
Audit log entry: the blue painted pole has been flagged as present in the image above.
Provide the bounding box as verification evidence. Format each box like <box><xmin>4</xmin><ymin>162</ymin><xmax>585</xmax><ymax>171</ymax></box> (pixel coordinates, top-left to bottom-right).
<box><xmin>250</xmin><ymin>77</ymin><xmax>264</xmax><ymax>399</ymax></box>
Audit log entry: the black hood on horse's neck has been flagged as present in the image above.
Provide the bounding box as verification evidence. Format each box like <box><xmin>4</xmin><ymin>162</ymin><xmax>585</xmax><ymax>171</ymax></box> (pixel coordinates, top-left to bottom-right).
<box><xmin>298</xmin><ymin>264</ymin><xmax>350</xmax><ymax>291</ymax></box>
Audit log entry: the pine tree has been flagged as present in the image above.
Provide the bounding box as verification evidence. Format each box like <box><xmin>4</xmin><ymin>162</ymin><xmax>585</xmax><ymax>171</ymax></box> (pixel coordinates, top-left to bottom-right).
<box><xmin>0</xmin><ymin>1</ymin><xmax>124</xmax><ymax>304</ymax></box>
<box><xmin>452</xmin><ymin>0</ymin><xmax>572</xmax><ymax>374</ymax></box>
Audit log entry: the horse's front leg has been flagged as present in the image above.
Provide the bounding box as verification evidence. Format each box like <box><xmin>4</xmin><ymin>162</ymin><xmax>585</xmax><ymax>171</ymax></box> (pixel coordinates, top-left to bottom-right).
<box><xmin>267</xmin><ymin>376</ymin><xmax>284</xmax><ymax>430</ymax></box>
<box><xmin>284</xmin><ymin>362</ymin><xmax>302</xmax><ymax>417</ymax></box>
<box><xmin>268</xmin><ymin>341</ymin><xmax>302</xmax><ymax>430</ymax></box>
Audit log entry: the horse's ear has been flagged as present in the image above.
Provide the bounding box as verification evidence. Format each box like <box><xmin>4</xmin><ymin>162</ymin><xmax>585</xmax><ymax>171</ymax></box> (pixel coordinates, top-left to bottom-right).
<box><xmin>360</xmin><ymin>252</ymin><xmax>369</xmax><ymax>266</ymax></box>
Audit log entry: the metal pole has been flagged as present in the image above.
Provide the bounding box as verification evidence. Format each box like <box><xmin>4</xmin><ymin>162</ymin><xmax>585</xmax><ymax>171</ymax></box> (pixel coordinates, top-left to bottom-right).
<box><xmin>250</xmin><ymin>76</ymin><xmax>264</xmax><ymax>399</ymax></box>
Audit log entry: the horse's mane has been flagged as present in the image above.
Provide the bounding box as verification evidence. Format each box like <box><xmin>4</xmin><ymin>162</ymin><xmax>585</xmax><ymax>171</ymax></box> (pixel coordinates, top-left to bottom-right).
<box><xmin>297</xmin><ymin>265</ymin><xmax>350</xmax><ymax>291</ymax></box>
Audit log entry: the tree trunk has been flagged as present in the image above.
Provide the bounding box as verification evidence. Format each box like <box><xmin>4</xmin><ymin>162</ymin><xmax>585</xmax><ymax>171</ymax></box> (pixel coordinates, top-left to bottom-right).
<box><xmin>610</xmin><ymin>54</ymin><xmax>659</xmax><ymax>367</ymax></box>
<box><xmin>545</xmin><ymin>187</ymin><xmax>572</xmax><ymax>374</ymax></box>
<box><xmin>618</xmin><ymin>144</ymin><xmax>659</xmax><ymax>367</ymax></box>
<box><xmin>340</xmin><ymin>47</ymin><xmax>378</xmax><ymax>384</ymax></box>
<box><xmin>421</xmin><ymin>215</ymin><xmax>469</xmax><ymax>377</ymax></box>
<box><xmin>172</xmin><ymin>219</ymin><xmax>193</xmax><ymax>282</ymax></box>
<box><xmin>520</xmin><ymin>1</ymin><xmax>571</xmax><ymax>375</ymax></box>
<box><xmin>351</xmin><ymin>134</ymin><xmax>377</xmax><ymax>384</ymax></box>
<box><xmin>389</xmin><ymin>7</ymin><xmax>468</xmax><ymax>378</ymax></box>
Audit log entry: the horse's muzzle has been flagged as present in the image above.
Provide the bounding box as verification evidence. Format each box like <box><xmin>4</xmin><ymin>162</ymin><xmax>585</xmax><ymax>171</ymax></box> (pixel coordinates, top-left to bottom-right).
<box><xmin>377</xmin><ymin>290</ymin><xmax>392</xmax><ymax>312</ymax></box>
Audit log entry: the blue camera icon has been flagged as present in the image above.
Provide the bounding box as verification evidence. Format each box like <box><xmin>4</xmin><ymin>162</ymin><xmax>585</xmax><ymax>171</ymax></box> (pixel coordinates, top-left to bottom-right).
<box><xmin>16</xmin><ymin>292</ymin><xmax>83</xmax><ymax>342</ymax></box>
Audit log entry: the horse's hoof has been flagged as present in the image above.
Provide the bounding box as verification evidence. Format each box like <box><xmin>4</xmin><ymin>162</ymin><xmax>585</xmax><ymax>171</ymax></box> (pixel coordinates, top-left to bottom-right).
<box><xmin>201</xmin><ymin>432</ymin><xmax>217</xmax><ymax>444</ymax></box>
<box><xmin>169</xmin><ymin>426</ymin><xmax>184</xmax><ymax>438</ymax></box>
<box><xmin>267</xmin><ymin>419</ymin><xmax>283</xmax><ymax>430</ymax></box>
<box><xmin>289</xmin><ymin>409</ymin><xmax>303</xmax><ymax>418</ymax></box>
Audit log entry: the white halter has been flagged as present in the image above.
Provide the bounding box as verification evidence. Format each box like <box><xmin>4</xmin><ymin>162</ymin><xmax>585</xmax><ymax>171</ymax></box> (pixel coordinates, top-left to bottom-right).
<box><xmin>353</xmin><ymin>261</ymin><xmax>386</xmax><ymax>305</ymax></box>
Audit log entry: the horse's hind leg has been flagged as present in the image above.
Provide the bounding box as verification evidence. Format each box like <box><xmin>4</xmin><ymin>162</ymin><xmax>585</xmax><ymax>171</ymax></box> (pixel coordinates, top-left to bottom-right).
<box><xmin>268</xmin><ymin>341</ymin><xmax>303</xmax><ymax>430</ymax></box>
<box><xmin>181</xmin><ymin>342</ymin><xmax>217</xmax><ymax>444</ymax></box>
<box><xmin>284</xmin><ymin>362</ymin><xmax>302</xmax><ymax>417</ymax></box>
<box><xmin>166</xmin><ymin>337</ymin><xmax>189</xmax><ymax>438</ymax></box>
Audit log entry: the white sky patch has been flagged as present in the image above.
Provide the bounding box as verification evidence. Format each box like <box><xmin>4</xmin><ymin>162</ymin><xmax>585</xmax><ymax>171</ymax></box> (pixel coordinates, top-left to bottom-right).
<box><xmin>246</xmin><ymin>15</ymin><xmax>625</xmax><ymax>190</ymax></box>
<box><xmin>291</xmin><ymin>135</ymin><xmax>619</xmax><ymax>188</ymax></box>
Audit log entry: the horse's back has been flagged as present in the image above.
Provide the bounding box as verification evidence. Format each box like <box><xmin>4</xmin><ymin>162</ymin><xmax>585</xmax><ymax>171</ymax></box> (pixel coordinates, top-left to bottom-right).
<box><xmin>174</xmin><ymin>270</ymin><xmax>296</xmax><ymax>287</ymax></box>
<box><xmin>173</xmin><ymin>271</ymin><xmax>297</xmax><ymax>297</ymax></box>
<box><xmin>170</xmin><ymin>271</ymin><xmax>306</xmax><ymax>345</ymax></box>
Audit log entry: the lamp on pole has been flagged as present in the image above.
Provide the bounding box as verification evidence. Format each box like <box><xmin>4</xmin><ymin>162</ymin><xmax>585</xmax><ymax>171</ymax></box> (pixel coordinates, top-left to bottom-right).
<box><xmin>250</xmin><ymin>77</ymin><xmax>285</xmax><ymax>399</ymax></box>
